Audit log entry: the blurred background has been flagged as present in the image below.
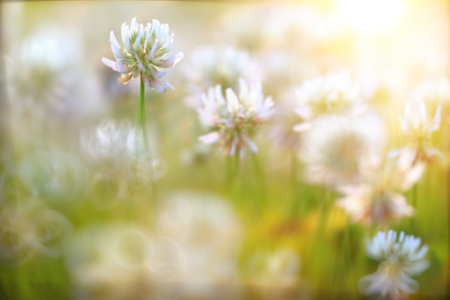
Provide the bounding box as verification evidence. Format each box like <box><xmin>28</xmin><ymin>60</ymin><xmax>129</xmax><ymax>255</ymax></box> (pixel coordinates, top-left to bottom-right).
<box><xmin>1</xmin><ymin>0</ymin><xmax>449</xmax><ymax>299</ymax></box>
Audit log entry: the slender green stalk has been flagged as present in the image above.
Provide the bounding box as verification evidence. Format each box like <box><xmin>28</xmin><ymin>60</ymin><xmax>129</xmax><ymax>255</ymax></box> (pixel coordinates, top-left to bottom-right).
<box><xmin>226</xmin><ymin>155</ymin><xmax>233</xmax><ymax>188</ymax></box>
<box><xmin>138</xmin><ymin>74</ymin><xmax>154</xmax><ymax>194</ymax></box>
<box><xmin>410</xmin><ymin>184</ymin><xmax>418</xmax><ymax>230</ymax></box>
<box><xmin>342</xmin><ymin>222</ymin><xmax>353</xmax><ymax>293</ymax></box>
<box><xmin>252</xmin><ymin>153</ymin><xmax>265</xmax><ymax>195</ymax></box>
<box><xmin>232</xmin><ymin>152</ymin><xmax>241</xmax><ymax>202</ymax></box>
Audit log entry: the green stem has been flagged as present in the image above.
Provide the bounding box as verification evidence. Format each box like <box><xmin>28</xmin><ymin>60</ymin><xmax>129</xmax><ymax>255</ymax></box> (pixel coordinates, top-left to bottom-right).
<box><xmin>232</xmin><ymin>152</ymin><xmax>241</xmax><ymax>201</ymax></box>
<box><xmin>138</xmin><ymin>74</ymin><xmax>154</xmax><ymax>193</ymax></box>
<box><xmin>342</xmin><ymin>222</ymin><xmax>353</xmax><ymax>293</ymax></box>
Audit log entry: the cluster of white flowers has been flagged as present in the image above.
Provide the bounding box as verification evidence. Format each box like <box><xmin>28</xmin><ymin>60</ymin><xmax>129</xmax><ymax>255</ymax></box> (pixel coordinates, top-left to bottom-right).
<box><xmin>197</xmin><ymin>79</ymin><xmax>275</xmax><ymax>158</ymax></box>
<box><xmin>294</xmin><ymin>71</ymin><xmax>366</xmax><ymax>132</ymax></box>
<box><xmin>66</xmin><ymin>192</ymin><xmax>243</xmax><ymax>299</ymax></box>
<box><xmin>359</xmin><ymin>230</ymin><xmax>429</xmax><ymax>299</ymax></box>
<box><xmin>102</xmin><ymin>18</ymin><xmax>184</xmax><ymax>92</ymax></box>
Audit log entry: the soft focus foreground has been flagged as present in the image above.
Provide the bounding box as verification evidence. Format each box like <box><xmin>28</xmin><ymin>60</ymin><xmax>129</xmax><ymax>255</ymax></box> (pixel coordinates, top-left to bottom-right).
<box><xmin>1</xmin><ymin>0</ymin><xmax>449</xmax><ymax>299</ymax></box>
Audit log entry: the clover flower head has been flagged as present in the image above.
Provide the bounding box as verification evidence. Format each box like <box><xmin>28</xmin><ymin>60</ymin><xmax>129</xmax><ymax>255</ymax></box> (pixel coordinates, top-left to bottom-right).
<box><xmin>336</xmin><ymin>152</ymin><xmax>422</xmax><ymax>226</ymax></box>
<box><xmin>102</xmin><ymin>17</ymin><xmax>184</xmax><ymax>92</ymax></box>
<box><xmin>185</xmin><ymin>46</ymin><xmax>260</xmax><ymax>91</ymax></box>
<box><xmin>81</xmin><ymin>118</ymin><xmax>142</xmax><ymax>162</ymax></box>
<box><xmin>411</xmin><ymin>78</ymin><xmax>450</xmax><ymax>107</ymax></box>
<box><xmin>294</xmin><ymin>71</ymin><xmax>365</xmax><ymax>132</ymax></box>
<box><xmin>359</xmin><ymin>230</ymin><xmax>429</xmax><ymax>299</ymax></box>
<box><xmin>299</xmin><ymin>114</ymin><xmax>385</xmax><ymax>188</ymax></box>
<box><xmin>197</xmin><ymin>78</ymin><xmax>275</xmax><ymax>158</ymax></box>
<box><xmin>399</xmin><ymin>99</ymin><xmax>441</xmax><ymax>165</ymax></box>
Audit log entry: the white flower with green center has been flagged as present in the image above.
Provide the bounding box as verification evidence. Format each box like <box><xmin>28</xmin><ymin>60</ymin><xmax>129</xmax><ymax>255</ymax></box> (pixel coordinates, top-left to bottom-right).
<box><xmin>293</xmin><ymin>71</ymin><xmax>366</xmax><ymax>132</ymax></box>
<box><xmin>102</xmin><ymin>18</ymin><xmax>184</xmax><ymax>92</ymax></box>
<box><xmin>197</xmin><ymin>79</ymin><xmax>275</xmax><ymax>158</ymax></box>
<box><xmin>359</xmin><ymin>230</ymin><xmax>429</xmax><ymax>299</ymax></box>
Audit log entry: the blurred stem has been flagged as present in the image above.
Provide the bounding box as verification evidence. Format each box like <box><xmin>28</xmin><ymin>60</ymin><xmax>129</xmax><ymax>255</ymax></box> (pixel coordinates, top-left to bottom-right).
<box><xmin>138</xmin><ymin>74</ymin><xmax>154</xmax><ymax>194</ymax></box>
<box><xmin>226</xmin><ymin>156</ymin><xmax>233</xmax><ymax>187</ymax></box>
<box><xmin>233</xmin><ymin>151</ymin><xmax>241</xmax><ymax>197</ymax></box>
<box><xmin>252</xmin><ymin>153</ymin><xmax>265</xmax><ymax>195</ymax></box>
<box><xmin>290</xmin><ymin>152</ymin><xmax>301</xmax><ymax>216</ymax></box>
<box><xmin>410</xmin><ymin>184</ymin><xmax>418</xmax><ymax>230</ymax></box>
<box><xmin>342</xmin><ymin>222</ymin><xmax>353</xmax><ymax>292</ymax></box>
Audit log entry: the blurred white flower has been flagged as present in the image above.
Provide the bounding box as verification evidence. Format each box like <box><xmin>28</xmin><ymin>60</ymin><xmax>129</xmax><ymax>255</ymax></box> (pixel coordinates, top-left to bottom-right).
<box><xmin>0</xmin><ymin>199</ymin><xmax>72</xmax><ymax>263</ymax></box>
<box><xmin>294</xmin><ymin>71</ymin><xmax>366</xmax><ymax>132</ymax></box>
<box><xmin>80</xmin><ymin>118</ymin><xmax>167</xmax><ymax>183</ymax></box>
<box><xmin>102</xmin><ymin>17</ymin><xmax>183</xmax><ymax>92</ymax></box>
<box><xmin>299</xmin><ymin>114</ymin><xmax>385</xmax><ymax>188</ymax></box>
<box><xmin>336</xmin><ymin>152</ymin><xmax>422</xmax><ymax>225</ymax></box>
<box><xmin>359</xmin><ymin>230</ymin><xmax>429</xmax><ymax>299</ymax></box>
<box><xmin>81</xmin><ymin>118</ymin><xmax>142</xmax><ymax>161</ymax></box>
<box><xmin>411</xmin><ymin>78</ymin><xmax>450</xmax><ymax>108</ymax></box>
<box><xmin>6</xmin><ymin>26</ymin><xmax>102</xmax><ymax>119</ymax></box>
<box><xmin>399</xmin><ymin>97</ymin><xmax>442</xmax><ymax>166</ymax></box>
<box><xmin>151</xmin><ymin>192</ymin><xmax>243</xmax><ymax>299</ymax></box>
<box><xmin>18</xmin><ymin>151</ymin><xmax>87</xmax><ymax>207</ymax></box>
<box><xmin>184</xmin><ymin>46</ymin><xmax>260</xmax><ymax>93</ymax></box>
<box><xmin>247</xmin><ymin>248</ymin><xmax>300</xmax><ymax>287</ymax></box>
<box><xmin>65</xmin><ymin>225</ymin><xmax>152</xmax><ymax>300</ymax></box>
<box><xmin>197</xmin><ymin>79</ymin><xmax>275</xmax><ymax>158</ymax></box>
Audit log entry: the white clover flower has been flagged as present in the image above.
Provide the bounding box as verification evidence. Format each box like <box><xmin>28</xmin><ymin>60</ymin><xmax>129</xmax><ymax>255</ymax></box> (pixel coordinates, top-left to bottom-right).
<box><xmin>6</xmin><ymin>27</ymin><xmax>98</xmax><ymax>118</ymax></box>
<box><xmin>293</xmin><ymin>71</ymin><xmax>366</xmax><ymax>132</ymax></box>
<box><xmin>411</xmin><ymin>78</ymin><xmax>450</xmax><ymax>108</ymax></box>
<box><xmin>399</xmin><ymin>98</ymin><xmax>442</xmax><ymax>166</ymax></box>
<box><xmin>336</xmin><ymin>153</ymin><xmax>422</xmax><ymax>226</ymax></box>
<box><xmin>65</xmin><ymin>225</ymin><xmax>153</xmax><ymax>299</ymax></box>
<box><xmin>102</xmin><ymin>18</ymin><xmax>183</xmax><ymax>92</ymax></box>
<box><xmin>81</xmin><ymin>118</ymin><xmax>142</xmax><ymax>162</ymax></box>
<box><xmin>18</xmin><ymin>151</ymin><xmax>87</xmax><ymax>207</ymax></box>
<box><xmin>185</xmin><ymin>46</ymin><xmax>260</xmax><ymax>92</ymax></box>
<box><xmin>359</xmin><ymin>230</ymin><xmax>429</xmax><ymax>299</ymax></box>
<box><xmin>151</xmin><ymin>192</ymin><xmax>243</xmax><ymax>299</ymax></box>
<box><xmin>0</xmin><ymin>199</ymin><xmax>72</xmax><ymax>263</ymax></box>
<box><xmin>299</xmin><ymin>114</ymin><xmax>385</xmax><ymax>188</ymax></box>
<box><xmin>197</xmin><ymin>79</ymin><xmax>275</xmax><ymax>158</ymax></box>
<box><xmin>80</xmin><ymin>118</ymin><xmax>167</xmax><ymax>183</ymax></box>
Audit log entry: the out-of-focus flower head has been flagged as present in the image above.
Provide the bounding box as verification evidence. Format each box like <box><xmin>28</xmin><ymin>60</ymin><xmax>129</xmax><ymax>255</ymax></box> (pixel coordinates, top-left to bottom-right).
<box><xmin>247</xmin><ymin>248</ymin><xmax>300</xmax><ymax>287</ymax></box>
<box><xmin>6</xmin><ymin>26</ymin><xmax>101</xmax><ymax>118</ymax></box>
<box><xmin>399</xmin><ymin>98</ymin><xmax>442</xmax><ymax>166</ymax></box>
<box><xmin>184</xmin><ymin>46</ymin><xmax>260</xmax><ymax>93</ymax></box>
<box><xmin>80</xmin><ymin>118</ymin><xmax>167</xmax><ymax>184</ymax></box>
<box><xmin>65</xmin><ymin>225</ymin><xmax>153</xmax><ymax>299</ymax></box>
<box><xmin>359</xmin><ymin>230</ymin><xmax>429</xmax><ymax>299</ymax></box>
<box><xmin>81</xmin><ymin>118</ymin><xmax>142</xmax><ymax>162</ymax></box>
<box><xmin>102</xmin><ymin>17</ymin><xmax>184</xmax><ymax>92</ymax></box>
<box><xmin>299</xmin><ymin>114</ymin><xmax>385</xmax><ymax>188</ymax></box>
<box><xmin>294</xmin><ymin>71</ymin><xmax>366</xmax><ymax>132</ymax></box>
<box><xmin>18</xmin><ymin>151</ymin><xmax>87</xmax><ymax>208</ymax></box>
<box><xmin>0</xmin><ymin>199</ymin><xmax>72</xmax><ymax>263</ymax></box>
<box><xmin>336</xmin><ymin>152</ymin><xmax>423</xmax><ymax>226</ymax></box>
<box><xmin>197</xmin><ymin>79</ymin><xmax>275</xmax><ymax>158</ymax></box>
<box><xmin>411</xmin><ymin>78</ymin><xmax>450</xmax><ymax>115</ymax></box>
<box><xmin>151</xmin><ymin>192</ymin><xmax>243</xmax><ymax>299</ymax></box>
